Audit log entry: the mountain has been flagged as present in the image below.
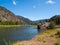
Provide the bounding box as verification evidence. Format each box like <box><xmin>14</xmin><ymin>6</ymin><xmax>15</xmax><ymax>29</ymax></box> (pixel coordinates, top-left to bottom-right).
<box><xmin>0</xmin><ymin>6</ymin><xmax>29</xmax><ymax>24</ymax></box>
<box><xmin>0</xmin><ymin>6</ymin><xmax>24</xmax><ymax>24</ymax></box>
<box><xmin>0</xmin><ymin>6</ymin><xmax>35</xmax><ymax>25</ymax></box>
<box><xmin>0</xmin><ymin>6</ymin><xmax>20</xmax><ymax>22</ymax></box>
<box><xmin>35</xmin><ymin>19</ymin><xmax>50</xmax><ymax>24</ymax></box>
<box><xmin>17</xmin><ymin>16</ymin><xmax>36</xmax><ymax>25</ymax></box>
<box><xmin>50</xmin><ymin>15</ymin><xmax>60</xmax><ymax>25</ymax></box>
<box><xmin>35</xmin><ymin>15</ymin><xmax>60</xmax><ymax>25</ymax></box>
<box><xmin>1</xmin><ymin>6</ymin><xmax>60</xmax><ymax>25</ymax></box>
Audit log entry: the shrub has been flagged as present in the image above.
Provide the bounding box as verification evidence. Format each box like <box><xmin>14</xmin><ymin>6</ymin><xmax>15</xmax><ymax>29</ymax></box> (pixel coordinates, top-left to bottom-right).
<box><xmin>55</xmin><ymin>42</ymin><xmax>59</xmax><ymax>45</ymax></box>
<box><xmin>50</xmin><ymin>15</ymin><xmax>60</xmax><ymax>25</ymax></box>
<box><xmin>50</xmin><ymin>34</ymin><xmax>54</xmax><ymax>37</ymax></box>
<box><xmin>56</xmin><ymin>31</ymin><xmax>60</xmax><ymax>38</ymax></box>
<box><xmin>56</xmin><ymin>31</ymin><xmax>60</xmax><ymax>35</ymax></box>
<box><xmin>48</xmin><ymin>21</ymin><xmax>56</xmax><ymax>29</ymax></box>
<box><xmin>38</xmin><ymin>37</ymin><xmax>46</xmax><ymax>42</ymax></box>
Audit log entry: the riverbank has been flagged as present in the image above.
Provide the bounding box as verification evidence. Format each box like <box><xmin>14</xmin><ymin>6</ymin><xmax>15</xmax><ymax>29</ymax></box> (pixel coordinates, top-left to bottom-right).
<box><xmin>0</xmin><ymin>25</ymin><xmax>21</xmax><ymax>27</ymax></box>
<box><xmin>12</xmin><ymin>28</ymin><xmax>60</xmax><ymax>45</ymax></box>
<box><xmin>0</xmin><ymin>25</ymin><xmax>36</xmax><ymax>27</ymax></box>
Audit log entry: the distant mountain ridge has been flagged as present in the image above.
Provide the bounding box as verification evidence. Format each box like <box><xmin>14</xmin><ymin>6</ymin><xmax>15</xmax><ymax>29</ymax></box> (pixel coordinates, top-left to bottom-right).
<box><xmin>17</xmin><ymin>16</ymin><xmax>35</xmax><ymax>25</ymax></box>
<box><xmin>0</xmin><ymin>6</ymin><xmax>60</xmax><ymax>25</ymax></box>
<box><xmin>34</xmin><ymin>19</ymin><xmax>50</xmax><ymax>23</ymax></box>
<box><xmin>35</xmin><ymin>15</ymin><xmax>60</xmax><ymax>25</ymax></box>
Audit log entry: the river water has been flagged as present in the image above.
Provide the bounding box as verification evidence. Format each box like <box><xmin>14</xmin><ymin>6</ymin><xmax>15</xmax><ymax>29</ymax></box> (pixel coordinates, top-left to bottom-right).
<box><xmin>0</xmin><ymin>26</ymin><xmax>38</xmax><ymax>45</ymax></box>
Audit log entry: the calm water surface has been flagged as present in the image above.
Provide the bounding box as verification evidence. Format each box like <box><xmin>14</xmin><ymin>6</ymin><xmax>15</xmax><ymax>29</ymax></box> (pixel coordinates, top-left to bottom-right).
<box><xmin>0</xmin><ymin>26</ymin><xmax>38</xmax><ymax>45</ymax></box>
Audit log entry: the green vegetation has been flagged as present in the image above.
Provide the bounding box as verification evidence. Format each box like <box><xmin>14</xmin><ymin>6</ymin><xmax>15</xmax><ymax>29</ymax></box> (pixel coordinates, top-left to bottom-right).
<box><xmin>56</xmin><ymin>31</ymin><xmax>60</xmax><ymax>35</ymax></box>
<box><xmin>38</xmin><ymin>37</ymin><xmax>46</xmax><ymax>42</ymax></box>
<box><xmin>50</xmin><ymin>15</ymin><xmax>60</xmax><ymax>25</ymax></box>
<box><xmin>0</xmin><ymin>25</ymin><xmax>22</xmax><ymax>27</ymax></box>
<box><xmin>48</xmin><ymin>21</ymin><xmax>56</xmax><ymax>29</ymax></box>
<box><xmin>54</xmin><ymin>42</ymin><xmax>60</xmax><ymax>45</ymax></box>
<box><xmin>55</xmin><ymin>31</ymin><xmax>60</xmax><ymax>38</ymax></box>
<box><xmin>3</xmin><ymin>39</ymin><xmax>12</xmax><ymax>45</ymax></box>
<box><xmin>50</xmin><ymin>34</ymin><xmax>54</xmax><ymax>37</ymax></box>
<box><xmin>40</xmin><ymin>21</ymin><xmax>45</xmax><ymax>25</ymax></box>
<box><xmin>18</xmin><ymin>44</ymin><xmax>24</xmax><ymax>45</ymax></box>
<box><xmin>0</xmin><ymin>21</ymin><xmax>19</xmax><ymax>25</ymax></box>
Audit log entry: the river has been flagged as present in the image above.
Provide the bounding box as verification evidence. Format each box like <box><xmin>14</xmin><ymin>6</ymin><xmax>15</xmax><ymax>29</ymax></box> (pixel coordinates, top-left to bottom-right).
<box><xmin>0</xmin><ymin>26</ymin><xmax>38</xmax><ymax>45</ymax></box>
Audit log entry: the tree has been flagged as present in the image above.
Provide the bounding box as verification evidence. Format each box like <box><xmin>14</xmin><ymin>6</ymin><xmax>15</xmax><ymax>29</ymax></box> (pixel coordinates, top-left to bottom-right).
<box><xmin>0</xmin><ymin>21</ymin><xmax>19</xmax><ymax>25</ymax></box>
<box><xmin>50</xmin><ymin>15</ymin><xmax>60</xmax><ymax>25</ymax></box>
<box><xmin>48</xmin><ymin>21</ymin><xmax>56</xmax><ymax>29</ymax></box>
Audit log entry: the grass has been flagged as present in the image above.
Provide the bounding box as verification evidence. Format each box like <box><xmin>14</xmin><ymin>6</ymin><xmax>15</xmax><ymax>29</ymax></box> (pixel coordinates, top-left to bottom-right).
<box><xmin>0</xmin><ymin>25</ymin><xmax>36</xmax><ymax>27</ymax></box>
<box><xmin>56</xmin><ymin>31</ymin><xmax>60</xmax><ymax>38</ymax></box>
<box><xmin>54</xmin><ymin>42</ymin><xmax>60</xmax><ymax>45</ymax></box>
<box><xmin>38</xmin><ymin>28</ymin><xmax>60</xmax><ymax>43</ymax></box>
<box><xmin>18</xmin><ymin>43</ymin><xmax>24</xmax><ymax>45</ymax></box>
<box><xmin>0</xmin><ymin>25</ymin><xmax>21</xmax><ymax>27</ymax></box>
<box><xmin>50</xmin><ymin>34</ymin><xmax>54</xmax><ymax>37</ymax></box>
<box><xmin>39</xmin><ymin>29</ymin><xmax>56</xmax><ymax>37</ymax></box>
<box><xmin>38</xmin><ymin>37</ymin><xmax>46</xmax><ymax>42</ymax></box>
<box><xmin>3</xmin><ymin>39</ymin><xmax>12</xmax><ymax>45</ymax></box>
<box><xmin>55</xmin><ymin>30</ymin><xmax>60</xmax><ymax>38</ymax></box>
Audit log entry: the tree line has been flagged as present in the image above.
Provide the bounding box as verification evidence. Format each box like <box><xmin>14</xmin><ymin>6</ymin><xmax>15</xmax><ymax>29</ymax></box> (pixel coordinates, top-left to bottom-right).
<box><xmin>0</xmin><ymin>21</ymin><xmax>19</xmax><ymax>25</ymax></box>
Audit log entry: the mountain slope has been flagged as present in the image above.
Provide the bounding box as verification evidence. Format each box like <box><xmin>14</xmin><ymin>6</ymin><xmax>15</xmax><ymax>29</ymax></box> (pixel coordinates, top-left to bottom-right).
<box><xmin>35</xmin><ymin>19</ymin><xmax>50</xmax><ymax>24</ymax></box>
<box><xmin>0</xmin><ymin>6</ymin><xmax>35</xmax><ymax>25</ymax></box>
<box><xmin>17</xmin><ymin>16</ymin><xmax>35</xmax><ymax>25</ymax></box>
<box><xmin>0</xmin><ymin>6</ymin><xmax>21</xmax><ymax>22</ymax></box>
<box><xmin>50</xmin><ymin>15</ymin><xmax>60</xmax><ymax>25</ymax></box>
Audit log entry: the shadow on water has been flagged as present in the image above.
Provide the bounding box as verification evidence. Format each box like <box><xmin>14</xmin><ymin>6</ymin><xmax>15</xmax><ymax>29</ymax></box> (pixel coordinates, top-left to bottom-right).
<box><xmin>0</xmin><ymin>26</ymin><xmax>39</xmax><ymax>45</ymax></box>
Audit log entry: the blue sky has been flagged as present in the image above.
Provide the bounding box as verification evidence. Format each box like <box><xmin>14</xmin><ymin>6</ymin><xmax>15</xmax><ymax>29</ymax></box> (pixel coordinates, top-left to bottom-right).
<box><xmin>0</xmin><ymin>0</ymin><xmax>60</xmax><ymax>21</ymax></box>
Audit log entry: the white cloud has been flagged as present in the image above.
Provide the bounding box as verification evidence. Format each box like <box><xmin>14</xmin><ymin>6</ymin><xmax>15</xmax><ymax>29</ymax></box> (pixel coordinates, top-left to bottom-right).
<box><xmin>13</xmin><ymin>0</ymin><xmax>16</xmax><ymax>5</ymax></box>
<box><xmin>46</xmin><ymin>0</ymin><xmax>55</xmax><ymax>4</ymax></box>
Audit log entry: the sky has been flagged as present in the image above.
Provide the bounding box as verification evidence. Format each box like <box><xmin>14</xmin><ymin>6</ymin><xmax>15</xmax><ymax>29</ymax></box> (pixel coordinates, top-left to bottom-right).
<box><xmin>0</xmin><ymin>0</ymin><xmax>60</xmax><ymax>21</ymax></box>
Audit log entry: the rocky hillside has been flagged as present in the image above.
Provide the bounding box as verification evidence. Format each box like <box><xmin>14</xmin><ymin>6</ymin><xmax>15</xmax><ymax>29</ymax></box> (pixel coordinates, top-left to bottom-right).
<box><xmin>0</xmin><ymin>6</ymin><xmax>34</xmax><ymax>25</ymax></box>
<box><xmin>0</xmin><ymin>6</ymin><xmax>60</xmax><ymax>25</ymax></box>
<box><xmin>35</xmin><ymin>15</ymin><xmax>60</xmax><ymax>25</ymax></box>
<box><xmin>0</xmin><ymin>6</ymin><xmax>20</xmax><ymax>22</ymax></box>
<box><xmin>17</xmin><ymin>16</ymin><xmax>36</xmax><ymax>25</ymax></box>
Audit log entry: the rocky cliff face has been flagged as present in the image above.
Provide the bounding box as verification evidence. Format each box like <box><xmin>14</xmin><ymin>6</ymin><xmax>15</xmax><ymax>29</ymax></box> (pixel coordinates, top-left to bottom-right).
<box><xmin>0</xmin><ymin>6</ymin><xmax>29</xmax><ymax>24</ymax></box>
<box><xmin>17</xmin><ymin>16</ymin><xmax>35</xmax><ymax>24</ymax></box>
<box><xmin>0</xmin><ymin>6</ymin><xmax>38</xmax><ymax>25</ymax></box>
<box><xmin>0</xmin><ymin>6</ymin><xmax>20</xmax><ymax>22</ymax></box>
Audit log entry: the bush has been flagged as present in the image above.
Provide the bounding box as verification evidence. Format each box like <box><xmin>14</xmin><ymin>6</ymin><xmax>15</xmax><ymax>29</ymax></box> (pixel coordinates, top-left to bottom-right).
<box><xmin>56</xmin><ymin>31</ymin><xmax>60</xmax><ymax>38</ymax></box>
<box><xmin>38</xmin><ymin>37</ymin><xmax>46</xmax><ymax>42</ymax></box>
<box><xmin>50</xmin><ymin>34</ymin><xmax>54</xmax><ymax>37</ymax></box>
<box><xmin>50</xmin><ymin>15</ymin><xmax>60</xmax><ymax>25</ymax></box>
<box><xmin>56</xmin><ymin>31</ymin><xmax>60</xmax><ymax>35</ymax></box>
<box><xmin>48</xmin><ymin>21</ymin><xmax>56</xmax><ymax>29</ymax></box>
<box><xmin>55</xmin><ymin>42</ymin><xmax>59</xmax><ymax>45</ymax></box>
